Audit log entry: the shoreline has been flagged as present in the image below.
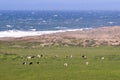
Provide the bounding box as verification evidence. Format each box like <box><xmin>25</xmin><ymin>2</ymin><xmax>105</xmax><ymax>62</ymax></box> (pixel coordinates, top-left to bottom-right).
<box><xmin>0</xmin><ymin>28</ymin><xmax>91</xmax><ymax>38</ymax></box>
<box><xmin>0</xmin><ymin>26</ymin><xmax>120</xmax><ymax>47</ymax></box>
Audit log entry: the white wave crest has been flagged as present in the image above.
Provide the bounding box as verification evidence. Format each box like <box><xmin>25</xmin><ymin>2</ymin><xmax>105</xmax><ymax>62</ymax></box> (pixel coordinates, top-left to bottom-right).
<box><xmin>55</xmin><ymin>26</ymin><xmax>67</xmax><ymax>29</ymax></box>
<box><xmin>0</xmin><ymin>28</ymin><xmax>91</xmax><ymax>38</ymax></box>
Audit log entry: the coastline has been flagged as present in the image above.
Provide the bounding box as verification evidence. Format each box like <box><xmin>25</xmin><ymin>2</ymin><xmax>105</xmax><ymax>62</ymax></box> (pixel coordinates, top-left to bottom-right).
<box><xmin>0</xmin><ymin>26</ymin><xmax>120</xmax><ymax>47</ymax></box>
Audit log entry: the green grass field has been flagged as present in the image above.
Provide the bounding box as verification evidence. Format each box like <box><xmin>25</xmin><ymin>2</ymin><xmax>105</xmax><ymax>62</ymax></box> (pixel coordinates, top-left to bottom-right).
<box><xmin>0</xmin><ymin>41</ymin><xmax>120</xmax><ymax>80</ymax></box>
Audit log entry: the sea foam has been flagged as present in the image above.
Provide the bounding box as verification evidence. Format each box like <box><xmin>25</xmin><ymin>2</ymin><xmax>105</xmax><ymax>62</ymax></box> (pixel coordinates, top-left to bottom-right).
<box><xmin>0</xmin><ymin>28</ymin><xmax>90</xmax><ymax>38</ymax></box>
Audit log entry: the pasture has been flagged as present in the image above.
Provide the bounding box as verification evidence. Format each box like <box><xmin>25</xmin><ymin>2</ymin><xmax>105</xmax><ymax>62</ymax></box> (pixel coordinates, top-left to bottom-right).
<box><xmin>0</xmin><ymin>41</ymin><xmax>120</xmax><ymax>80</ymax></box>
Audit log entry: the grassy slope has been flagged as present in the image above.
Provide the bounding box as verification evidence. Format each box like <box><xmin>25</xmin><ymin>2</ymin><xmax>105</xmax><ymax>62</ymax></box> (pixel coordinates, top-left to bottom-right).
<box><xmin>0</xmin><ymin>41</ymin><xmax>120</xmax><ymax>80</ymax></box>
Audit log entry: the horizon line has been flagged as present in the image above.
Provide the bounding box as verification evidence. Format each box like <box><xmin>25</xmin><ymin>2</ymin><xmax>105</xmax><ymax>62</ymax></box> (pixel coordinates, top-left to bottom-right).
<box><xmin>0</xmin><ymin>9</ymin><xmax>120</xmax><ymax>11</ymax></box>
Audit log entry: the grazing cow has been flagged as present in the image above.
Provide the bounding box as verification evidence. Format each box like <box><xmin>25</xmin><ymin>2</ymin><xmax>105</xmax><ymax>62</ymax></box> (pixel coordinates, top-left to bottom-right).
<box><xmin>65</xmin><ymin>56</ymin><xmax>69</xmax><ymax>58</ymax></box>
<box><xmin>64</xmin><ymin>63</ymin><xmax>68</xmax><ymax>67</ymax></box>
<box><xmin>37</xmin><ymin>55</ymin><xmax>41</xmax><ymax>58</ymax></box>
<box><xmin>82</xmin><ymin>55</ymin><xmax>87</xmax><ymax>59</ymax></box>
<box><xmin>70</xmin><ymin>55</ymin><xmax>73</xmax><ymax>58</ymax></box>
<box><xmin>22</xmin><ymin>62</ymin><xmax>26</xmax><ymax>65</ymax></box>
<box><xmin>101</xmin><ymin>56</ymin><xmax>104</xmax><ymax>60</ymax></box>
<box><xmin>65</xmin><ymin>55</ymin><xmax>72</xmax><ymax>59</ymax></box>
<box><xmin>41</xmin><ymin>54</ymin><xmax>43</xmax><ymax>57</ymax></box>
<box><xmin>31</xmin><ymin>56</ymin><xmax>34</xmax><ymax>58</ymax></box>
<box><xmin>27</xmin><ymin>56</ymin><xmax>31</xmax><ymax>59</ymax></box>
<box><xmin>86</xmin><ymin>62</ymin><xmax>89</xmax><ymax>65</ymax></box>
<box><xmin>29</xmin><ymin>62</ymin><xmax>33</xmax><ymax>65</ymax></box>
<box><xmin>37</xmin><ymin>62</ymin><xmax>40</xmax><ymax>64</ymax></box>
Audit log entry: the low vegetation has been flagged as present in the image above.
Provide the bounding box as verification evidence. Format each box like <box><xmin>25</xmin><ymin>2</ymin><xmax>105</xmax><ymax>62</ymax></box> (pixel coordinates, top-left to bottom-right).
<box><xmin>0</xmin><ymin>41</ymin><xmax>120</xmax><ymax>80</ymax></box>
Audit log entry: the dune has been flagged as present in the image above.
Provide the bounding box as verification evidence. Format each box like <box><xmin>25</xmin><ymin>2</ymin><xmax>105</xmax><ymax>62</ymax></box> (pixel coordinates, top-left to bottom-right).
<box><xmin>0</xmin><ymin>26</ymin><xmax>120</xmax><ymax>47</ymax></box>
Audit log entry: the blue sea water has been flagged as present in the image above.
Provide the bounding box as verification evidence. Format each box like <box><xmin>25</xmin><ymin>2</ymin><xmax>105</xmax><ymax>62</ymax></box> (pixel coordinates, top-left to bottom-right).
<box><xmin>0</xmin><ymin>10</ymin><xmax>120</xmax><ymax>37</ymax></box>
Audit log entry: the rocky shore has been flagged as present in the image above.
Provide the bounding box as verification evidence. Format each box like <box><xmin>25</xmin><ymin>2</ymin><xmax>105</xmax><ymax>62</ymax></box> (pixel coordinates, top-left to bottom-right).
<box><xmin>0</xmin><ymin>26</ymin><xmax>120</xmax><ymax>47</ymax></box>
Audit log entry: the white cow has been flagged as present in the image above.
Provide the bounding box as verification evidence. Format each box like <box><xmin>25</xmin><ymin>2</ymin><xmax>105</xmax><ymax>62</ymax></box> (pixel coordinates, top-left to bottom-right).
<box><xmin>27</xmin><ymin>56</ymin><xmax>31</xmax><ymax>59</ymax></box>
<box><xmin>37</xmin><ymin>55</ymin><xmax>41</xmax><ymax>58</ymax></box>
<box><xmin>86</xmin><ymin>62</ymin><xmax>89</xmax><ymax>65</ymax></box>
<box><xmin>101</xmin><ymin>56</ymin><xmax>104</xmax><ymax>60</ymax></box>
<box><xmin>70</xmin><ymin>55</ymin><xmax>73</xmax><ymax>58</ymax></box>
<box><xmin>64</xmin><ymin>63</ymin><xmax>68</xmax><ymax>67</ymax></box>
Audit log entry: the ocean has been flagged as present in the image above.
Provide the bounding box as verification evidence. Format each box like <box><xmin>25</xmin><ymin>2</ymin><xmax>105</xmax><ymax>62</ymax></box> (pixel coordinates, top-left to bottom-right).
<box><xmin>0</xmin><ymin>10</ymin><xmax>120</xmax><ymax>37</ymax></box>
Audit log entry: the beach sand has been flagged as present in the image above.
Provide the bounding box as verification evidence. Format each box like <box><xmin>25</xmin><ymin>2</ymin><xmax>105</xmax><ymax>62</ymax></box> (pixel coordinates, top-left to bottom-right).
<box><xmin>0</xmin><ymin>26</ymin><xmax>120</xmax><ymax>47</ymax></box>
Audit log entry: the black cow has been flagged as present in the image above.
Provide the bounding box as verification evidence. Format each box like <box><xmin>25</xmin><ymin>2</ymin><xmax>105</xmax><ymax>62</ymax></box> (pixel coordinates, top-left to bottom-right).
<box><xmin>29</xmin><ymin>62</ymin><xmax>33</xmax><ymax>65</ymax></box>
<box><xmin>82</xmin><ymin>55</ymin><xmax>87</xmax><ymax>59</ymax></box>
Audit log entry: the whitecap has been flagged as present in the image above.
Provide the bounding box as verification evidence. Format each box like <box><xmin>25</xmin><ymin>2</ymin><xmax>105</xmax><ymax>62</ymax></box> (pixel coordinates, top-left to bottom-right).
<box><xmin>6</xmin><ymin>25</ymin><xmax>13</xmax><ymax>28</ymax></box>
<box><xmin>0</xmin><ymin>28</ymin><xmax>91</xmax><ymax>38</ymax></box>
<box><xmin>53</xmin><ymin>14</ymin><xmax>58</xmax><ymax>17</ymax></box>
<box><xmin>42</xmin><ymin>20</ymin><xmax>47</xmax><ymax>23</ymax></box>
<box><xmin>108</xmin><ymin>22</ymin><xmax>114</xmax><ymax>24</ymax></box>
<box><xmin>0</xmin><ymin>30</ymin><xmax>60</xmax><ymax>37</ymax></box>
<box><xmin>55</xmin><ymin>26</ymin><xmax>67</xmax><ymax>29</ymax></box>
<box><xmin>29</xmin><ymin>29</ymin><xmax>36</xmax><ymax>31</ymax></box>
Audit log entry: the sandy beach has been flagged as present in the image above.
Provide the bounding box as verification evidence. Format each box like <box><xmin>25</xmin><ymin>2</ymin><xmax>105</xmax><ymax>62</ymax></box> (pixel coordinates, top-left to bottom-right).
<box><xmin>0</xmin><ymin>26</ymin><xmax>120</xmax><ymax>47</ymax></box>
